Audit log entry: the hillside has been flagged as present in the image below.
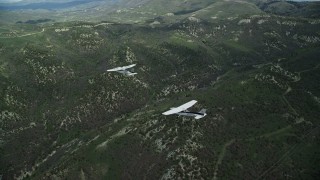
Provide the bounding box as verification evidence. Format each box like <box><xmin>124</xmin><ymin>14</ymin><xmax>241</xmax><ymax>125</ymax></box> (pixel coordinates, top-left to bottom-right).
<box><xmin>0</xmin><ymin>0</ymin><xmax>320</xmax><ymax>179</ymax></box>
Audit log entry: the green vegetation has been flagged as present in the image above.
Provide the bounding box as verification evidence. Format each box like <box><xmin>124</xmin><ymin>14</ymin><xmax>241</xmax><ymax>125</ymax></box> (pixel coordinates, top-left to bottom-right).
<box><xmin>0</xmin><ymin>0</ymin><xmax>319</xmax><ymax>179</ymax></box>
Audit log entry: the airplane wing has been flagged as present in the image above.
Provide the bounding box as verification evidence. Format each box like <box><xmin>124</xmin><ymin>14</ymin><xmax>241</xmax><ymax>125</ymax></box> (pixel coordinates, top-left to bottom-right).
<box><xmin>122</xmin><ymin>64</ymin><xmax>136</xmax><ymax>70</ymax></box>
<box><xmin>107</xmin><ymin>64</ymin><xmax>136</xmax><ymax>72</ymax></box>
<box><xmin>162</xmin><ymin>100</ymin><xmax>197</xmax><ymax>115</ymax></box>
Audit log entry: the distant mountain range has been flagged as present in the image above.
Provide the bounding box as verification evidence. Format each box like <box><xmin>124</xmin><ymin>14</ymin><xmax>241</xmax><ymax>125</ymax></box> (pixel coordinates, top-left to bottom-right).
<box><xmin>0</xmin><ymin>0</ymin><xmax>107</xmax><ymax>10</ymax></box>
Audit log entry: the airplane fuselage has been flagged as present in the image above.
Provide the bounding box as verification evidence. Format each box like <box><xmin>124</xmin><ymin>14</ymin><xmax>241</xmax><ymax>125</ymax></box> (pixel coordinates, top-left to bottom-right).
<box><xmin>118</xmin><ymin>70</ymin><xmax>137</xmax><ymax>76</ymax></box>
<box><xmin>176</xmin><ymin>111</ymin><xmax>206</xmax><ymax>119</ymax></box>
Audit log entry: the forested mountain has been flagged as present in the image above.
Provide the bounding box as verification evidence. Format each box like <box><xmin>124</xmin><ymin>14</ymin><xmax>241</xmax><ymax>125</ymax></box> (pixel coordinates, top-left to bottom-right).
<box><xmin>0</xmin><ymin>0</ymin><xmax>319</xmax><ymax>179</ymax></box>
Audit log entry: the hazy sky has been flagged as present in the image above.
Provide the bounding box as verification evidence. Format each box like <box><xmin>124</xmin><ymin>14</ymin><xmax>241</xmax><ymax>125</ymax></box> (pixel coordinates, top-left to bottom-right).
<box><xmin>291</xmin><ymin>0</ymin><xmax>320</xmax><ymax>1</ymax></box>
<box><xmin>0</xmin><ymin>0</ymin><xmax>77</xmax><ymax>3</ymax></box>
<box><xmin>0</xmin><ymin>0</ymin><xmax>22</xmax><ymax>3</ymax></box>
<box><xmin>1</xmin><ymin>0</ymin><xmax>319</xmax><ymax>3</ymax></box>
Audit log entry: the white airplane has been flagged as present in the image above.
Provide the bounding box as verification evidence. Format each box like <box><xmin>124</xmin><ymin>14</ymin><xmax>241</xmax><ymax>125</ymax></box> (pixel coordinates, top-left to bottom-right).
<box><xmin>162</xmin><ymin>100</ymin><xmax>207</xmax><ymax>119</ymax></box>
<box><xmin>107</xmin><ymin>64</ymin><xmax>137</xmax><ymax>76</ymax></box>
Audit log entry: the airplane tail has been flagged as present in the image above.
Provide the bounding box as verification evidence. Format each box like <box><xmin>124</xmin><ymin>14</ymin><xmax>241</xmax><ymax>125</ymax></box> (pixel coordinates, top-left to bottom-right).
<box><xmin>195</xmin><ymin>109</ymin><xmax>207</xmax><ymax>119</ymax></box>
<box><xmin>126</xmin><ymin>72</ymin><xmax>137</xmax><ymax>76</ymax></box>
<box><xmin>199</xmin><ymin>109</ymin><xmax>206</xmax><ymax>114</ymax></box>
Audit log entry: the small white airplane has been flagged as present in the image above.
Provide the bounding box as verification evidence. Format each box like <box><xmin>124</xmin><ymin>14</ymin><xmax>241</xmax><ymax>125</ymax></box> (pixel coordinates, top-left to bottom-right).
<box><xmin>107</xmin><ymin>64</ymin><xmax>137</xmax><ymax>76</ymax></box>
<box><xmin>162</xmin><ymin>100</ymin><xmax>207</xmax><ymax>119</ymax></box>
